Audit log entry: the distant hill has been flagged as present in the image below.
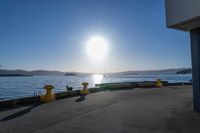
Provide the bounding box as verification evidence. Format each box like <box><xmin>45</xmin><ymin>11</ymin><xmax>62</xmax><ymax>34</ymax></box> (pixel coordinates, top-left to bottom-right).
<box><xmin>31</xmin><ymin>70</ymin><xmax>65</xmax><ymax>76</ymax></box>
<box><xmin>0</xmin><ymin>68</ymin><xmax>192</xmax><ymax>76</ymax></box>
<box><xmin>110</xmin><ymin>71</ymin><xmax>138</xmax><ymax>75</ymax></box>
<box><xmin>176</xmin><ymin>68</ymin><xmax>192</xmax><ymax>74</ymax></box>
<box><xmin>0</xmin><ymin>69</ymin><xmax>88</xmax><ymax>76</ymax></box>
<box><xmin>110</xmin><ymin>68</ymin><xmax>191</xmax><ymax>75</ymax></box>
<box><xmin>0</xmin><ymin>69</ymin><xmax>31</xmax><ymax>75</ymax></box>
<box><xmin>0</xmin><ymin>74</ymin><xmax>32</xmax><ymax>77</ymax></box>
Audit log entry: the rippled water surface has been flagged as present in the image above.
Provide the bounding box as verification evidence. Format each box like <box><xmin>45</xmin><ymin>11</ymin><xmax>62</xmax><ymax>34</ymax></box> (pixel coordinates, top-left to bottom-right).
<box><xmin>0</xmin><ymin>74</ymin><xmax>192</xmax><ymax>100</ymax></box>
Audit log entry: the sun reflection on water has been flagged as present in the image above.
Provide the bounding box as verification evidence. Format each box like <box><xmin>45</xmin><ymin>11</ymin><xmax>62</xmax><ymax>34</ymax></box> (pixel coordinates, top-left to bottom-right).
<box><xmin>92</xmin><ymin>74</ymin><xmax>103</xmax><ymax>84</ymax></box>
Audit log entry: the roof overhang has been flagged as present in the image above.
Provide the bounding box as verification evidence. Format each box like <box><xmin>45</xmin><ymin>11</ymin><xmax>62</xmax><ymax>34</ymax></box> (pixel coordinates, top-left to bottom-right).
<box><xmin>165</xmin><ymin>0</ymin><xmax>200</xmax><ymax>31</ymax></box>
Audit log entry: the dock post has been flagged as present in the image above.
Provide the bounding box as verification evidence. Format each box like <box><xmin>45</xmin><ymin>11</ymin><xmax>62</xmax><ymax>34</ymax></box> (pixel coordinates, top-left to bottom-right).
<box><xmin>155</xmin><ymin>79</ymin><xmax>163</xmax><ymax>87</ymax></box>
<box><xmin>190</xmin><ymin>28</ymin><xmax>200</xmax><ymax>112</ymax></box>
<box><xmin>40</xmin><ymin>85</ymin><xmax>55</xmax><ymax>102</ymax></box>
<box><xmin>81</xmin><ymin>82</ymin><xmax>89</xmax><ymax>95</ymax></box>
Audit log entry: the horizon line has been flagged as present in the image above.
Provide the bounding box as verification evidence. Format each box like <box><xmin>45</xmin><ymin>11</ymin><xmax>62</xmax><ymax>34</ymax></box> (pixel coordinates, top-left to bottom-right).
<box><xmin>0</xmin><ymin>67</ymin><xmax>192</xmax><ymax>73</ymax></box>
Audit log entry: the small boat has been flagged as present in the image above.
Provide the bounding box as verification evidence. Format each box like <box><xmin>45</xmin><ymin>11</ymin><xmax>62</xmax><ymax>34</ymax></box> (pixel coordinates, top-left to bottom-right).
<box><xmin>103</xmin><ymin>70</ymin><xmax>106</xmax><ymax>77</ymax></box>
<box><xmin>65</xmin><ymin>73</ymin><xmax>77</xmax><ymax>76</ymax></box>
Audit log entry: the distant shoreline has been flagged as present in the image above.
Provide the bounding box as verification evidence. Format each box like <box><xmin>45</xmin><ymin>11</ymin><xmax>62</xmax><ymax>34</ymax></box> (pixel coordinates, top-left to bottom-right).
<box><xmin>0</xmin><ymin>68</ymin><xmax>192</xmax><ymax>76</ymax></box>
<box><xmin>0</xmin><ymin>74</ymin><xmax>33</xmax><ymax>77</ymax></box>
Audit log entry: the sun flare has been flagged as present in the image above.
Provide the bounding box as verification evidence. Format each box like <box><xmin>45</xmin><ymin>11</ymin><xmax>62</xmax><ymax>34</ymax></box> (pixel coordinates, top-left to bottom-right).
<box><xmin>86</xmin><ymin>36</ymin><xmax>108</xmax><ymax>61</ymax></box>
<box><xmin>92</xmin><ymin>74</ymin><xmax>103</xmax><ymax>84</ymax></box>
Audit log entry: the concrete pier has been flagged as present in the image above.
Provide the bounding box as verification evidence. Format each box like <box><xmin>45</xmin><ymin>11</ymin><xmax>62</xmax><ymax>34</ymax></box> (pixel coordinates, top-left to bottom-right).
<box><xmin>1</xmin><ymin>85</ymin><xmax>200</xmax><ymax>133</ymax></box>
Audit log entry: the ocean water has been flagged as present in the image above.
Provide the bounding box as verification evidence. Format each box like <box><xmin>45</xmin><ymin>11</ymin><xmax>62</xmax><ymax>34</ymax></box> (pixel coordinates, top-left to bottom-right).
<box><xmin>0</xmin><ymin>74</ymin><xmax>192</xmax><ymax>101</ymax></box>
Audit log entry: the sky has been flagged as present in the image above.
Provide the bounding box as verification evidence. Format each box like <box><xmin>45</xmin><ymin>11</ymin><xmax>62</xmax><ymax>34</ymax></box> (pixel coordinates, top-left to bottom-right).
<box><xmin>0</xmin><ymin>0</ymin><xmax>191</xmax><ymax>73</ymax></box>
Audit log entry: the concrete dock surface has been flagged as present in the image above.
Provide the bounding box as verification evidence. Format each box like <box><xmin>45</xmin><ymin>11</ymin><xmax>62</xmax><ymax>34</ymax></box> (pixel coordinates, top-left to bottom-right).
<box><xmin>1</xmin><ymin>85</ymin><xmax>200</xmax><ymax>133</ymax></box>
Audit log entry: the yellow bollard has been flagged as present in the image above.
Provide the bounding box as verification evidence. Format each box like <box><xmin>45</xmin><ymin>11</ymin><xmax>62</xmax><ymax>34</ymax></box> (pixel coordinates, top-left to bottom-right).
<box><xmin>80</xmin><ymin>82</ymin><xmax>89</xmax><ymax>95</ymax></box>
<box><xmin>155</xmin><ymin>79</ymin><xmax>163</xmax><ymax>87</ymax></box>
<box><xmin>40</xmin><ymin>85</ymin><xmax>55</xmax><ymax>102</ymax></box>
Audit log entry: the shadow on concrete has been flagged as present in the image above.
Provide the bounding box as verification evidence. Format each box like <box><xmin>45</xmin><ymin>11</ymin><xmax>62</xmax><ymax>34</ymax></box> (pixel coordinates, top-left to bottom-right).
<box><xmin>75</xmin><ymin>95</ymin><xmax>85</xmax><ymax>102</ymax></box>
<box><xmin>166</xmin><ymin>108</ymin><xmax>200</xmax><ymax>132</ymax></box>
<box><xmin>1</xmin><ymin>103</ymin><xmax>41</xmax><ymax>122</ymax></box>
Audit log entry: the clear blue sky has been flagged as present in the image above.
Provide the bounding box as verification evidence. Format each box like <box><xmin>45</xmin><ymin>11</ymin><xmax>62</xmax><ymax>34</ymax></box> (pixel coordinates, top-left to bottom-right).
<box><xmin>0</xmin><ymin>0</ymin><xmax>191</xmax><ymax>73</ymax></box>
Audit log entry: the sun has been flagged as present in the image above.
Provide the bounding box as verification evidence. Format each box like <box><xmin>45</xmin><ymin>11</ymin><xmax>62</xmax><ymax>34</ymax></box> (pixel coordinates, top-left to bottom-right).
<box><xmin>86</xmin><ymin>36</ymin><xmax>108</xmax><ymax>61</ymax></box>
